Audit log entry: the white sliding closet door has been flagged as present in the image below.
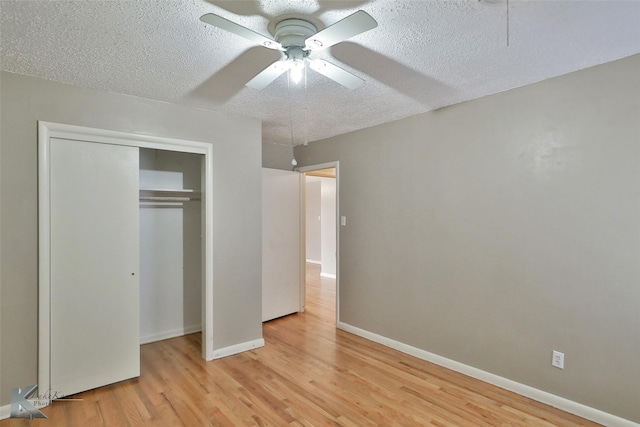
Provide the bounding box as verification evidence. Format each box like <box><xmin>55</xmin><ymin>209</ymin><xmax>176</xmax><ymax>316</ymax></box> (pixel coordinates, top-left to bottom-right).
<box><xmin>50</xmin><ymin>138</ymin><xmax>140</xmax><ymax>396</ymax></box>
<box><xmin>262</xmin><ymin>168</ymin><xmax>301</xmax><ymax>321</ymax></box>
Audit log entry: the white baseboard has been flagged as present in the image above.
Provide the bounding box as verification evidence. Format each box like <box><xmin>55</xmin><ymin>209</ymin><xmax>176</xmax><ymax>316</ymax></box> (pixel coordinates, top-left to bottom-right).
<box><xmin>0</xmin><ymin>404</ymin><xmax>11</xmax><ymax>420</ymax></box>
<box><xmin>337</xmin><ymin>322</ymin><xmax>639</xmax><ymax>427</ymax></box>
<box><xmin>211</xmin><ymin>338</ymin><xmax>265</xmax><ymax>360</ymax></box>
<box><xmin>140</xmin><ymin>324</ymin><xmax>202</xmax><ymax>345</ymax></box>
<box><xmin>320</xmin><ymin>272</ymin><xmax>336</xmax><ymax>279</ymax></box>
<box><xmin>306</xmin><ymin>259</ymin><xmax>321</xmax><ymax>264</ymax></box>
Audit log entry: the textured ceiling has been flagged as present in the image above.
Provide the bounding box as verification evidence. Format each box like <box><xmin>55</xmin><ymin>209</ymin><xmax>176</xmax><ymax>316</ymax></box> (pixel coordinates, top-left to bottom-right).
<box><xmin>1</xmin><ymin>1</ymin><xmax>639</xmax><ymax>146</ymax></box>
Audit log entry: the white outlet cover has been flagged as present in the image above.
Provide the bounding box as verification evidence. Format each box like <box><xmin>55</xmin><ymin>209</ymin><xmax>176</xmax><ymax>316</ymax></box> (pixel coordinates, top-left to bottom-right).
<box><xmin>552</xmin><ymin>350</ymin><xmax>565</xmax><ymax>369</ymax></box>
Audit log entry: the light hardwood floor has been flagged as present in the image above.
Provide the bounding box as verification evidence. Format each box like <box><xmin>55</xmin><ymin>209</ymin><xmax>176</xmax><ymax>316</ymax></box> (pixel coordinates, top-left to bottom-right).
<box><xmin>3</xmin><ymin>264</ymin><xmax>600</xmax><ymax>426</ymax></box>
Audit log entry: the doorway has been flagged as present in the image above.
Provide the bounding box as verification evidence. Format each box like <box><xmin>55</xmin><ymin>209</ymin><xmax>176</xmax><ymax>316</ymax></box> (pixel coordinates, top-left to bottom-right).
<box><xmin>38</xmin><ymin>121</ymin><xmax>214</xmax><ymax>401</ymax></box>
<box><xmin>297</xmin><ymin>162</ymin><xmax>339</xmax><ymax>324</ymax></box>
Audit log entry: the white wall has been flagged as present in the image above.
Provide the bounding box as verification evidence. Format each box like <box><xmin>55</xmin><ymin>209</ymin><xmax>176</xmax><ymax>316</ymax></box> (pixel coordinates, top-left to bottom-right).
<box><xmin>305</xmin><ymin>179</ymin><xmax>321</xmax><ymax>263</ymax></box>
<box><xmin>294</xmin><ymin>54</ymin><xmax>640</xmax><ymax>423</ymax></box>
<box><xmin>139</xmin><ymin>148</ymin><xmax>201</xmax><ymax>344</ymax></box>
<box><xmin>320</xmin><ymin>178</ymin><xmax>336</xmax><ymax>278</ymax></box>
<box><xmin>305</xmin><ymin>176</ymin><xmax>336</xmax><ymax>276</ymax></box>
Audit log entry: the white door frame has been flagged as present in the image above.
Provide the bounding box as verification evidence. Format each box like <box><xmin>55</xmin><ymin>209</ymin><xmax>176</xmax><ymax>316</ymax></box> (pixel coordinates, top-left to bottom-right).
<box><xmin>296</xmin><ymin>161</ymin><xmax>340</xmax><ymax>324</ymax></box>
<box><xmin>38</xmin><ymin>121</ymin><xmax>215</xmax><ymax>400</ymax></box>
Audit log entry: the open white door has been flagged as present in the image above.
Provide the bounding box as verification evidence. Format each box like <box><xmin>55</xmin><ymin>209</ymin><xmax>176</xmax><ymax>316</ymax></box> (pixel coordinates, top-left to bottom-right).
<box><xmin>262</xmin><ymin>168</ymin><xmax>301</xmax><ymax>321</ymax></box>
<box><xmin>49</xmin><ymin>138</ymin><xmax>140</xmax><ymax>396</ymax></box>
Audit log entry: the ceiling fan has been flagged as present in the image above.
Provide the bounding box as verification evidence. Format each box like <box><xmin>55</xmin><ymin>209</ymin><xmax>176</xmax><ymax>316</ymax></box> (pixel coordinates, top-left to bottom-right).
<box><xmin>200</xmin><ymin>10</ymin><xmax>378</xmax><ymax>90</ymax></box>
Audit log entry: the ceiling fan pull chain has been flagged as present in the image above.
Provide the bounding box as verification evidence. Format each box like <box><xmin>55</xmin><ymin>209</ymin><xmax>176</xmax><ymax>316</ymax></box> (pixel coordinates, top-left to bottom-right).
<box><xmin>303</xmin><ymin>66</ymin><xmax>309</xmax><ymax>146</ymax></box>
<box><xmin>287</xmin><ymin>71</ymin><xmax>295</xmax><ymax>145</ymax></box>
<box><xmin>507</xmin><ymin>0</ymin><xmax>510</xmax><ymax>47</ymax></box>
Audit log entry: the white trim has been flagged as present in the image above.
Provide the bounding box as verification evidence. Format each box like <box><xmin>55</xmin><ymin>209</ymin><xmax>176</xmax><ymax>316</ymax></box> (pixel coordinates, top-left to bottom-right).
<box><xmin>38</xmin><ymin>121</ymin><xmax>216</xmax><ymax>403</ymax></box>
<box><xmin>320</xmin><ymin>272</ymin><xmax>336</xmax><ymax>279</ymax></box>
<box><xmin>140</xmin><ymin>325</ymin><xmax>202</xmax><ymax>345</ymax></box>
<box><xmin>0</xmin><ymin>404</ymin><xmax>11</xmax><ymax>420</ymax></box>
<box><xmin>0</xmin><ymin>74</ymin><xmax>2</xmax><ymax>419</ymax></box>
<box><xmin>299</xmin><ymin>172</ymin><xmax>307</xmax><ymax>313</ymax></box>
<box><xmin>201</xmin><ymin>145</ymin><xmax>215</xmax><ymax>361</ymax></box>
<box><xmin>306</xmin><ymin>259</ymin><xmax>321</xmax><ymax>264</ymax></box>
<box><xmin>38</xmin><ymin>122</ymin><xmax>52</xmax><ymax>403</ymax></box>
<box><xmin>297</xmin><ymin>162</ymin><xmax>339</xmax><ymax>174</ymax></box>
<box><xmin>297</xmin><ymin>161</ymin><xmax>340</xmax><ymax>324</ymax></box>
<box><xmin>337</xmin><ymin>322</ymin><xmax>639</xmax><ymax>427</ymax></box>
<box><xmin>212</xmin><ymin>339</ymin><xmax>265</xmax><ymax>359</ymax></box>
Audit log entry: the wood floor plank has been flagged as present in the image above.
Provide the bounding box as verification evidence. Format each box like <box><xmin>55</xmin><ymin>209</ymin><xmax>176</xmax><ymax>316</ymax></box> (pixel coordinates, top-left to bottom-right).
<box><xmin>0</xmin><ymin>263</ymin><xmax>601</xmax><ymax>426</ymax></box>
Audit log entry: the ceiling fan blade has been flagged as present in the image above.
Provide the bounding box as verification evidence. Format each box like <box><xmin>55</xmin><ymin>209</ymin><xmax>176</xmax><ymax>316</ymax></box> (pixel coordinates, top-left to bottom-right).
<box><xmin>305</xmin><ymin>10</ymin><xmax>377</xmax><ymax>51</ymax></box>
<box><xmin>308</xmin><ymin>59</ymin><xmax>364</xmax><ymax>90</ymax></box>
<box><xmin>200</xmin><ymin>13</ymin><xmax>283</xmax><ymax>50</ymax></box>
<box><xmin>246</xmin><ymin>61</ymin><xmax>288</xmax><ymax>90</ymax></box>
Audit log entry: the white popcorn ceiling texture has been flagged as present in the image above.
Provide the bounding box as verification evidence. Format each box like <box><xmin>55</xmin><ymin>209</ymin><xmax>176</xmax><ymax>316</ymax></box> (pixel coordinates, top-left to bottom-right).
<box><xmin>1</xmin><ymin>0</ymin><xmax>639</xmax><ymax>146</ymax></box>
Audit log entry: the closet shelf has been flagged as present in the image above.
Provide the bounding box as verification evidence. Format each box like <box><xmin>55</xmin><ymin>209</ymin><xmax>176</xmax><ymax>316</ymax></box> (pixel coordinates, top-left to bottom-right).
<box><xmin>139</xmin><ymin>188</ymin><xmax>201</xmax><ymax>202</ymax></box>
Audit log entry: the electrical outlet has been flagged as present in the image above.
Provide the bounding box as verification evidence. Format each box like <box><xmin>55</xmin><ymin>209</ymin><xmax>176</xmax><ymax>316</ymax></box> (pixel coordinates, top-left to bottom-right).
<box><xmin>552</xmin><ymin>350</ymin><xmax>565</xmax><ymax>369</ymax></box>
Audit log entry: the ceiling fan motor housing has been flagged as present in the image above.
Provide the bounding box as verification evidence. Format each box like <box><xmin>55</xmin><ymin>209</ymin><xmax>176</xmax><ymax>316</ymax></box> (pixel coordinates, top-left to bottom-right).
<box><xmin>275</xmin><ymin>19</ymin><xmax>317</xmax><ymax>48</ymax></box>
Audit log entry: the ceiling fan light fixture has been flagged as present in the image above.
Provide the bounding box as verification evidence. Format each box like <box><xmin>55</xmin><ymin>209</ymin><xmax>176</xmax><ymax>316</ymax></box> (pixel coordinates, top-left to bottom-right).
<box><xmin>289</xmin><ymin>59</ymin><xmax>305</xmax><ymax>84</ymax></box>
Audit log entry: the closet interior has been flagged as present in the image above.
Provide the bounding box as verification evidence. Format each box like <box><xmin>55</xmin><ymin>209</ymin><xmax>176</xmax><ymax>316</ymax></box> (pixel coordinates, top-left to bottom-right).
<box><xmin>139</xmin><ymin>148</ymin><xmax>203</xmax><ymax>344</ymax></box>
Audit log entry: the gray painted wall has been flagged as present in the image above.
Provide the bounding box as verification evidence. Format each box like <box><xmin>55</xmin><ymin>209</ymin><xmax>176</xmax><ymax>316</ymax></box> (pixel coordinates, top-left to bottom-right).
<box><xmin>262</xmin><ymin>142</ymin><xmax>294</xmax><ymax>170</ymax></box>
<box><xmin>0</xmin><ymin>72</ymin><xmax>263</xmax><ymax>405</ymax></box>
<box><xmin>294</xmin><ymin>54</ymin><xmax>640</xmax><ymax>422</ymax></box>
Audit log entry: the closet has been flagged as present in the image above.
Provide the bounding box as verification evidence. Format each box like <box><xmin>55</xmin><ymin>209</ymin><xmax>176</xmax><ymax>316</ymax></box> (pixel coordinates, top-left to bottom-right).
<box><xmin>45</xmin><ymin>139</ymin><xmax>204</xmax><ymax>397</ymax></box>
<box><xmin>139</xmin><ymin>148</ymin><xmax>202</xmax><ymax>344</ymax></box>
<box><xmin>40</xmin><ymin>123</ymin><xmax>215</xmax><ymax>400</ymax></box>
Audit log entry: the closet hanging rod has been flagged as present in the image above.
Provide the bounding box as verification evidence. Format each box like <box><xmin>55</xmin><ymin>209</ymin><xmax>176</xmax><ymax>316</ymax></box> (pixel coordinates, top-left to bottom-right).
<box><xmin>140</xmin><ymin>196</ymin><xmax>193</xmax><ymax>202</ymax></box>
<box><xmin>139</xmin><ymin>189</ymin><xmax>201</xmax><ymax>201</ymax></box>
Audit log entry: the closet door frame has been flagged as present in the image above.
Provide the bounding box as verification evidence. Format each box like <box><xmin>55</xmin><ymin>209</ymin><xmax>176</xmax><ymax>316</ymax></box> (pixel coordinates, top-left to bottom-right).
<box><xmin>38</xmin><ymin>121</ymin><xmax>215</xmax><ymax>401</ymax></box>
